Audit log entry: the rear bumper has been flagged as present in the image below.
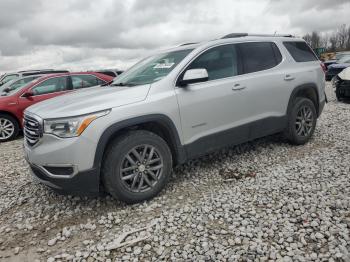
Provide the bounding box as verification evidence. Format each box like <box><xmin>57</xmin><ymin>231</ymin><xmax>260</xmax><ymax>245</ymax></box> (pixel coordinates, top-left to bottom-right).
<box><xmin>318</xmin><ymin>98</ymin><xmax>326</xmax><ymax>117</ymax></box>
<box><xmin>29</xmin><ymin>164</ymin><xmax>100</xmax><ymax>196</ymax></box>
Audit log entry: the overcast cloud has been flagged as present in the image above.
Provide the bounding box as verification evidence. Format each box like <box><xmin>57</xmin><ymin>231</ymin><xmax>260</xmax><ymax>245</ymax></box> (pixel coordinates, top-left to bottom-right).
<box><xmin>0</xmin><ymin>0</ymin><xmax>349</xmax><ymax>73</ymax></box>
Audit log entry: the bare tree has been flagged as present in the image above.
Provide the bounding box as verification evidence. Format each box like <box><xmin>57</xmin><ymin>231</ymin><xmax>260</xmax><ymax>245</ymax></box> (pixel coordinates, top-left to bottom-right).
<box><xmin>310</xmin><ymin>31</ymin><xmax>321</xmax><ymax>48</ymax></box>
<box><xmin>303</xmin><ymin>33</ymin><xmax>312</xmax><ymax>47</ymax></box>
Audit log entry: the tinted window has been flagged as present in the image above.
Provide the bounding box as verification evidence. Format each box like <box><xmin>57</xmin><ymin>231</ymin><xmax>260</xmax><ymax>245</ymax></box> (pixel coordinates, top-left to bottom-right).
<box><xmin>238</xmin><ymin>42</ymin><xmax>282</xmax><ymax>74</ymax></box>
<box><xmin>187</xmin><ymin>45</ymin><xmax>238</xmax><ymax>81</ymax></box>
<box><xmin>283</xmin><ymin>41</ymin><xmax>318</xmax><ymax>62</ymax></box>
<box><xmin>32</xmin><ymin>77</ymin><xmax>68</xmax><ymax>95</ymax></box>
<box><xmin>71</xmin><ymin>75</ymin><xmax>102</xmax><ymax>89</ymax></box>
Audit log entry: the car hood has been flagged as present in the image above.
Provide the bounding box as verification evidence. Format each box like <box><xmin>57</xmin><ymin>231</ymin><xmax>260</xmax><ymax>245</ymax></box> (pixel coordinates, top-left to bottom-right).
<box><xmin>26</xmin><ymin>84</ymin><xmax>151</xmax><ymax>119</ymax></box>
<box><xmin>338</xmin><ymin>67</ymin><xmax>350</xmax><ymax>81</ymax></box>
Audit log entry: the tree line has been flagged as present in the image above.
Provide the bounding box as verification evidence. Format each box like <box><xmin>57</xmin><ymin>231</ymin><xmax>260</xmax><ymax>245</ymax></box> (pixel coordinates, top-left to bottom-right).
<box><xmin>302</xmin><ymin>24</ymin><xmax>350</xmax><ymax>52</ymax></box>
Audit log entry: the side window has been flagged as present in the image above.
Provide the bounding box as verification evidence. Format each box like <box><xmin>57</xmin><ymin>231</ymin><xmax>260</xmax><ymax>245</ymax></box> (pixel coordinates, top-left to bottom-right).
<box><xmin>32</xmin><ymin>77</ymin><xmax>68</xmax><ymax>95</ymax></box>
<box><xmin>238</xmin><ymin>42</ymin><xmax>282</xmax><ymax>74</ymax></box>
<box><xmin>187</xmin><ymin>45</ymin><xmax>238</xmax><ymax>81</ymax></box>
<box><xmin>71</xmin><ymin>75</ymin><xmax>100</xmax><ymax>89</ymax></box>
<box><xmin>283</xmin><ymin>41</ymin><xmax>318</xmax><ymax>62</ymax></box>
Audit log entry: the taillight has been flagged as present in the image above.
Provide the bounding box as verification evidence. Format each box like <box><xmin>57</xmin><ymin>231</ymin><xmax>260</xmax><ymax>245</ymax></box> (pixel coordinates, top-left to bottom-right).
<box><xmin>320</xmin><ymin>63</ymin><xmax>327</xmax><ymax>74</ymax></box>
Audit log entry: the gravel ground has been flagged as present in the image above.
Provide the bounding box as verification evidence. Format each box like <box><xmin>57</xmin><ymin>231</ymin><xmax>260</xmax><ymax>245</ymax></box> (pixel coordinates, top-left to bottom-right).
<box><xmin>0</xmin><ymin>83</ymin><xmax>349</xmax><ymax>262</ymax></box>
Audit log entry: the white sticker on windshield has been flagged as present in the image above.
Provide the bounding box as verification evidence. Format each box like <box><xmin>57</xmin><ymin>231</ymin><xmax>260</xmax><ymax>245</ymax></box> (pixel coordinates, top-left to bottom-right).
<box><xmin>153</xmin><ymin>63</ymin><xmax>175</xmax><ymax>69</ymax></box>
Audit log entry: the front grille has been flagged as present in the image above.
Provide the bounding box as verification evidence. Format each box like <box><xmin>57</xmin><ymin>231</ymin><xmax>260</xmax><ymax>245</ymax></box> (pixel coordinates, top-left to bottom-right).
<box><xmin>24</xmin><ymin>114</ymin><xmax>42</xmax><ymax>146</ymax></box>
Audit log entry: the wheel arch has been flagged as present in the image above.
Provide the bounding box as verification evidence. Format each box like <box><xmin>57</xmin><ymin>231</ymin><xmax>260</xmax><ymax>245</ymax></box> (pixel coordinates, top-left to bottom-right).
<box><xmin>0</xmin><ymin>110</ymin><xmax>21</xmax><ymax>128</ymax></box>
<box><xmin>287</xmin><ymin>83</ymin><xmax>320</xmax><ymax>117</ymax></box>
<box><xmin>93</xmin><ymin>114</ymin><xmax>187</xmax><ymax>175</ymax></box>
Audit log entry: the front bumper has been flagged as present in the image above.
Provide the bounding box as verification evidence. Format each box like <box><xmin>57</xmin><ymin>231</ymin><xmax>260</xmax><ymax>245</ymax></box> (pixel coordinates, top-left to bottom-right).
<box><xmin>23</xmin><ymin>133</ymin><xmax>101</xmax><ymax>196</ymax></box>
<box><xmin>29</xmin><ymin>164</ymin><xmax>100</xmax><ymax>196</ymax></box>
<box><xmin>335</xmin><ymin>81</ymin><xmax>350</xmax><ymax>99</ymax></box>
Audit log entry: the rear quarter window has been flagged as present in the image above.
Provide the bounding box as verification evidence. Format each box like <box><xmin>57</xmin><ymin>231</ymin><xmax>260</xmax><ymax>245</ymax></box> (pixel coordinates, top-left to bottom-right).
<box><xmin>283</xmin><ymin>41</ymin><xmax>318</xmax><ymax>62</ymax></box>
<box><xmin>237</xmin><ymin>42</ymin><xmax>282</xmax><ymax>74</ymax></box>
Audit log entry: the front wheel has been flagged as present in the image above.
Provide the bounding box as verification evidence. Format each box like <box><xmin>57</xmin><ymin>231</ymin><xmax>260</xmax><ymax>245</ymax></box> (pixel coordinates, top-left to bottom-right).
<box><xmin>0</xmin><ymin>114</ymin><xmax>19</xmax><ymax>142</ymax></box>
<box><xmin>284</xmin><ymin>97</ymin><xmax>317</xmax><ymax>145</ymax></box>
<box><xmin>102</xmin><ymin>130</ymin><xmax>173</xmax><ymax>204</ymax></box>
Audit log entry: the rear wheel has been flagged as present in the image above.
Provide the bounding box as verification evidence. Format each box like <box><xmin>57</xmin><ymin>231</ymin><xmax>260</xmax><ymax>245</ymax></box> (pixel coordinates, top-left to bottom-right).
<box><xmin>0</xmin><ymin>114</ymin><xmax>19</xmax><ymax>142</ymax></box>
<box><xmin>284</xmin><ymin>97</ymin><xmax>317</xmax><ymax>145</ymax></box>
<box><xmin>102</xmin><ymin>130</ymin><xmax>173</xmax><ymax>204</ymax></box>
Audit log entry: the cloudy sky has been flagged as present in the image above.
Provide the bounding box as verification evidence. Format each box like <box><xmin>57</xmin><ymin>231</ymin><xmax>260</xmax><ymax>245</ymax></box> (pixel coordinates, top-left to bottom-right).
<box><xmin>0</xmin><ymin>0</ymin><xmax>349</xmax><ymax>74</ymax></box>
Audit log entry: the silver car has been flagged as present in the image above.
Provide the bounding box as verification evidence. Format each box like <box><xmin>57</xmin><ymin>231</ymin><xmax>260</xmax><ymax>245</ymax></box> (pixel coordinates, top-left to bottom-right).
<box><xmin>23</xmin><ymin>34</ymin><xmax>326</xmax><ymax>203</ymax></box>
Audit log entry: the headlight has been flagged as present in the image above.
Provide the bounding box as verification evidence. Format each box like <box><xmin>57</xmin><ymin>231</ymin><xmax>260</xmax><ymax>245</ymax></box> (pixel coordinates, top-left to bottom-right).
<box><xmin>44</xmin><ymin>110</ymin><xmax>110</xmax><ymax>138</ymax></box>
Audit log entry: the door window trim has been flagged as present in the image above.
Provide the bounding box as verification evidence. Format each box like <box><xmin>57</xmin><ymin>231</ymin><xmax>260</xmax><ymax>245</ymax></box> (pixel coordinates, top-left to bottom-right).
<box><xmin>174</xmin><ymin>41</ymin><xmax>285</xmax><ymax>88</ymax></box>
<box><xmin>20</xmin><ymin>75</ymin><xmax>70</xmax><ymax>98</ymax></box>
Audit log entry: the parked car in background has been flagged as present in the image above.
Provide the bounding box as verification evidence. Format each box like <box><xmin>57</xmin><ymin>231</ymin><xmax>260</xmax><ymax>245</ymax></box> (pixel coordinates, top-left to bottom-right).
<box><xmin>0</xmin><ymin>69</ymin><xmax>69</xmax><ymax>86</ymax></box>
<box><xmin>0</xmin><ymin>75</ymin><xmax>42</xmax><ymax>93</ymax></box>
<box><xmin>322</xmin><ymin>59</ymin><xmax>337</xmax><ymax>70</ymax></box>
<box><xmin>95</xmin><ymin>69</ymin><xmax>124</xmax><ymax>78</ymax></box>
<box><xmin>326</xmin><ymin>56</ymin><xmax>350</xmax><ymax>81</ymax></box>
<box><xmin>0</xmin><ymin>72</ymin><xmax>113</xmax><ymax>142</ymax></box>
<box><xmin>333</xmin><ymin>67</ymin><xmax>350</xmax><ymax>101</ymax></box>
<box><xmin>23</xmin><ymin>34</ymin><xmax>325</xmax><ymax>204</ymax></box>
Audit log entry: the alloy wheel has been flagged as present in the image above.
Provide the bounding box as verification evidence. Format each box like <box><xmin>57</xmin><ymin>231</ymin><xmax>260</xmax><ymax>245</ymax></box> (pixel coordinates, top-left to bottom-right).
<box><xmin>120</xmin><ymin>144</ymin><xmax>164</xmax><ymax>193</ymax></box>
<box><xmin>0</xmin><ymin>118</ymin><xmax>15</xmax><ymax>141</ymax></box>
<box><xmin>295</xmin><ymin>106</ymin><xmax>314</xmax><ymax>137</ymax></box>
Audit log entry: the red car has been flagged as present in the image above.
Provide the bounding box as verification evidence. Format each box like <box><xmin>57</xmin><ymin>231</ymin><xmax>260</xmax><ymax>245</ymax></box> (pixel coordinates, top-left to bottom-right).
<box><xmin>0</xmin><ymin>72</ymin><xmax>114</xmax><ymax>142</ymax></box>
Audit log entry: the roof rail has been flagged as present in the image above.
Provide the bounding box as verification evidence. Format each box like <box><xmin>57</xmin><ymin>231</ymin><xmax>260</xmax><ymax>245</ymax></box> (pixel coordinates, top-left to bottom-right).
<box><xmin>221</xmin><ymin>33</ymin><xmax>293</xmax><ymax>39</ymax></box>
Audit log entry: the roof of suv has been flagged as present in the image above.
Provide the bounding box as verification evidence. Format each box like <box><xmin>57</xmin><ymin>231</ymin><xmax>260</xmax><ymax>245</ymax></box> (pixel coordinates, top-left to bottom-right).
<box><xmin>168</xmin><ymin>34</ymin><xmax>303</xmax><ymax>53</ymax></box>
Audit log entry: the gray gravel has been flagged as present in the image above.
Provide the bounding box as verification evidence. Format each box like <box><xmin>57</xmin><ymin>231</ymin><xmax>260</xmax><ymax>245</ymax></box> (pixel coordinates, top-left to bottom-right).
<box><xmin>0</xmin><ymin>83</ymin><xmax>349</xmax><ymax>261</ymax></box>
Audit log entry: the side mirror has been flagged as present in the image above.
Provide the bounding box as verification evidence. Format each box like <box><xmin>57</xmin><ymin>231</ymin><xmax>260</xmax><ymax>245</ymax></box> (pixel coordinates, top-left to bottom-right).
<box><xmin>178</xmin><ymin>68</ymin><xmax>209</xmax><ymax>87</ymax></box>
<box><xmin>2</xmin><ymin>87</ymin><xmax>10</xmax><ymax>93</ymax></box>
<box><xmin>22</xmin><ymin>91</ymin><xmax>34</xmax><ymax>98</ymax></box>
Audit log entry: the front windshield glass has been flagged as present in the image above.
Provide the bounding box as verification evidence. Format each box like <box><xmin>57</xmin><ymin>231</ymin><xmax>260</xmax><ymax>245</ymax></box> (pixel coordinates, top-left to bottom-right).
<box><xmin>112</xmin><ymin>49</ymin><xmax>193</xmax><ymax>86</ymax></box>
<box><xmin>1</xmin><ymin>76</ymin><xmax>40</xmax><ymax>96</ymax></box>
<box><xmin>1</xmin><ymin>74</ymin><xmax>18</xmax><ymax>85</ymax></box>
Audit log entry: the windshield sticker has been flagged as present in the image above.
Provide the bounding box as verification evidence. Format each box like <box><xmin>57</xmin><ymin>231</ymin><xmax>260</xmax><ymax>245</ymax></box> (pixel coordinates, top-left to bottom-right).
<box><xmin>153</xmin><ymin>62</ymin><xmax>175</xmax><ymax>69</ymax></box>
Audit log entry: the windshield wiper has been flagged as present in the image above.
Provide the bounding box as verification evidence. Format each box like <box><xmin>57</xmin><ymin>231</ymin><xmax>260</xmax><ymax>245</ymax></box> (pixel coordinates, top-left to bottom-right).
<box><xmin>110</xmin><ymin>82</ymin><xmax>136</xmax><ymax>87</ymax></box>
<box><xmin>101</xmin><ymin>80</ymin><xmax>113</xmax><ymax>86</ymax></box>
<box><xmin>111</xmin><ymin>82</ymin><xmax>126</xmax><ymax>86</ymax></box>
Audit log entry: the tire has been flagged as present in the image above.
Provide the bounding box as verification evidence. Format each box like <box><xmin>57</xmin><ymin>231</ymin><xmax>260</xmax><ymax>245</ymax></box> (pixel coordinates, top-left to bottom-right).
<box><xmin>284</xmin><ymin>97</ymin><xmax>317</xmax><ymax>145</ymax></box>
<box><xmin>102</xmin><ymin>130</ymin><xmax>173</xmax><ymax>204</ymax></box>
<box><xmin>0</xmin><ymin>113</ymin><xmax>19</xmax><ymax>142</ymax></box>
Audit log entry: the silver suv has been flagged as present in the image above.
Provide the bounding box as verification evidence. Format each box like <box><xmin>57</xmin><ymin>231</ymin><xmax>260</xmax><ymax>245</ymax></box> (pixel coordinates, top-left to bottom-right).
<box><xmin>24</xmin><ymin>34</ymin><xmax>326</xmax><ymax>203</ymax></box>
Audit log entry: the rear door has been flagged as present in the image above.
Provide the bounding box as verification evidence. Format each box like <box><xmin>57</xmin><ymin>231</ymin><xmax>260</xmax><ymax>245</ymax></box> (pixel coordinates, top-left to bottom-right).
<box><xmin>230</xmin><ymin>41</ymin><xmax>289</xmax><ymax>138</ymax></box>
<box><xmin>17</xmin><ymin>76</ymin><xmax>70</xmax><ymax>118</ymax></box>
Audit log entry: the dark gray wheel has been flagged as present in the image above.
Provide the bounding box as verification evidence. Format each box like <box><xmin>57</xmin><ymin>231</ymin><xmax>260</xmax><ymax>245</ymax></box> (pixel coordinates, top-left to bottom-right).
<box><xmin>295</xmin><ymin>105</ymin><xmax>314</xmax><ymax>137</ymax></box>
<box><xmin>0</xmin><ymin>114</ymin><xmax>19</xmax><ymax>142</ymax></box>
<box><xmin>102</xmin><ymin>130</ymin><xmax>172</xmax><ymax>204</ymax></box>
<box><xmin>120</xmin><ymin>144</ymin><xmax>164</xmax><ymax>193</ymax></box>
<box><xmin>285</xmin><ymin>97</ymin><xmax>317</xmax><ymax>145</ymax></box>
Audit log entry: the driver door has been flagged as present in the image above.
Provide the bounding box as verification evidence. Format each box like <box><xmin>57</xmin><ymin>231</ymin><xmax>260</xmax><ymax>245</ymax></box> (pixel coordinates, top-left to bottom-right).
<box><xmin>175</xmin><ymin>44</ymin><xmax>249</xmax><ymax>157</ymax></box>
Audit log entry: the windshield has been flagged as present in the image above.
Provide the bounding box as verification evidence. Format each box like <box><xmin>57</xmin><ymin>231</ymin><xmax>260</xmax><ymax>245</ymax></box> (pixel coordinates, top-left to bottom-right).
<box><xmin>1</xmin><ymin>76</ymin><xmax>41</xmax><ymax>96</ymax></box>
<box><xmin>112</xmin><ymin>49</ymin><xmax>193</xmax><ymax>86</ymax></box>
<box><xmin>0</xmin><ymin>74</ymin><xmax>18</xmax><ymax>85</ymax></box>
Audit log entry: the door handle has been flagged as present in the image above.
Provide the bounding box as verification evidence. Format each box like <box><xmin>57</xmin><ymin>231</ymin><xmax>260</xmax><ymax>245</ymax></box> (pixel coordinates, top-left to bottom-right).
<box><xmin>232</xmin><ymin>83</ymin><xmax>246</xmax><ymax>91</ymax></box>
<box><xmin>284</xmin><ymin>74</ymin><xmax>295</xmax><ymax>81</ymax></box>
